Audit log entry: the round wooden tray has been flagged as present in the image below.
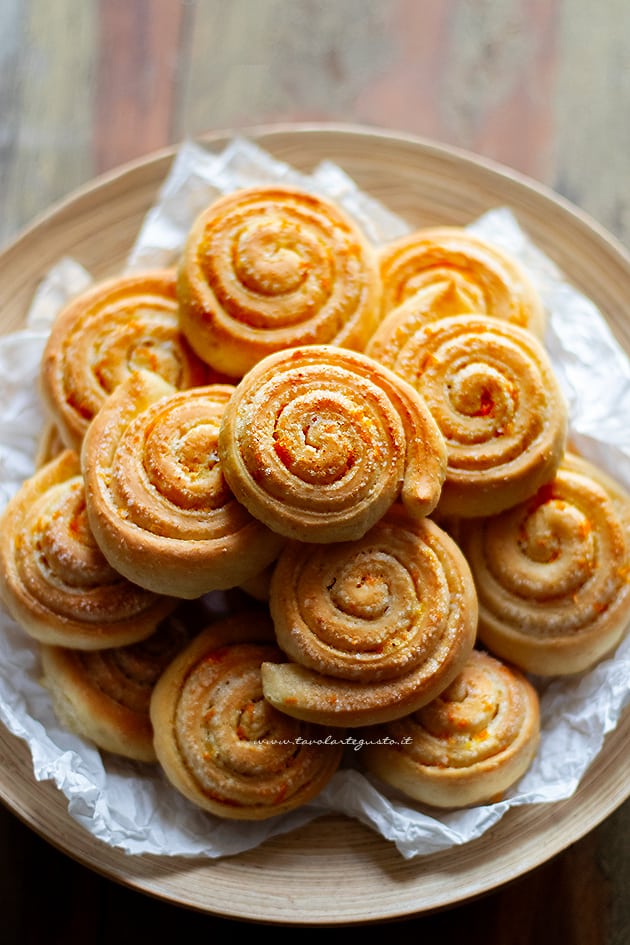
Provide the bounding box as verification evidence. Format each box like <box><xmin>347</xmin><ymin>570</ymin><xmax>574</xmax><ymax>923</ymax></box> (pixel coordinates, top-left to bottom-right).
<box><xmin>0</xmin><ymin>123</ymin><xmax>629</xmax><ymax>926</ymax></box>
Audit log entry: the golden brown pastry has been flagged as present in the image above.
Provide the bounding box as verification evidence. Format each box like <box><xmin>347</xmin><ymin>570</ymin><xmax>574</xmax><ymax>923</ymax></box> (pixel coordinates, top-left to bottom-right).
<box><xmin>40</xmin><ymin>608</ymin><xmax>198</xmax><ymax>761</ymax></box>
<box><xmin>176</xmin><ymin>185</ymin><xmax>382</xmax><ymax>378</ymax></box>
<box><xmin>81</xmin><ymin>369</ymin><xmax>285</xmax><ymax>598</ymax></box>
<box><xmin>378</xmin><ymin>226</ymin><xmax>545</xmax><ymax>337</ymax></box>
<box><xmin>457</xmin><ymin>452</ymin><xmax>630</xmax><ymax>675</ymax></box>
<box><xmin>40</xmin><ymin>269</ymin><xmax>210</xmax><ymax>450</ymax></box>
<box><xmin>238</xmin><ymin>563</ymin><xmax>274</xmax><ymax>602</ymax></box>
<box><xmin>217</xmin><ymin>344</ymin><xmax>448</xmax><ymax>543</ymax></box>
<box><xmin>34</xmin><ymin>420</ymin><xmax>65</xmax><ymax>469</ymax></box>
<box><xmin>359</xmin><ymin>648</ymin><xmax>540</xmax><ymax>808</ymax></box>
<box><xmin>0</xmin><ymin>450</ymin><xmax>176</xmax><ymax>649</ymax></box>
<box><xmin>368</xmin><ymin>314</ymin><xmax>568</xmax><ymax>517</ymax></box>
<box><xmin>150</xmin><ymin>611</ymin><xmax>345</xmax><ymax>820</ymax></box>
<box><xmin>261</xmin><ymin>506</ymin><xmax>478</xmax><ymax>727</ymax></box>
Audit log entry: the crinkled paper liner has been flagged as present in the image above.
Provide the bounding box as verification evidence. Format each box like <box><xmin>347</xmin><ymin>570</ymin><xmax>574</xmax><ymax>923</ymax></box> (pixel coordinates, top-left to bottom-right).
<box><xmin>0</xmin><ymin>137</ymin><xmax>628</xmax><ymax>860</ymax></box>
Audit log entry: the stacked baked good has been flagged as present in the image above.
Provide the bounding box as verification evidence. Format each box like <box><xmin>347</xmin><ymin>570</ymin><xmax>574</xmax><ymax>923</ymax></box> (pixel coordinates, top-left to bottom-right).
<box><xmin>150</xmin><ymin>610</ymin><xmax>346</xmax><ymax>820</ymax></box>
<box><xmin>1</xmin><ymin>182</ymin><xmax>628</xmax><ymax>820</ymax></box>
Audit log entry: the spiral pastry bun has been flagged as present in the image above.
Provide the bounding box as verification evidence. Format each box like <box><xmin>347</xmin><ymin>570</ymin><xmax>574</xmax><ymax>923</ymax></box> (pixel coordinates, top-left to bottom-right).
<box><xmin>359</xmin><ymin>648</ymin><xmax>540</xmax><ymax>808</ymax></box>
<box><xmin>218</xmin><ymin>344</ymin><xmax>448</xmax><ymax>543</ymax></box>
<box><xmin>457</xmin><ymin>452</ymin><xmax>630</xmax><ymax>675</ymax></box>
<box><xmin>378</xmin><ymin>226</ymin><xmax>545</xmax><ymax>337</ymax></box>
<box><xmin>41</xmin><ymin>269</ymin><xmax>211</xmax><ymax>450</ymax></box>
<box><xmin>176</xmin><ymin>185</ymin><xmax>382</xmax><ymax>378</ymax></box>
<box><xmin>150</xmin><ymin>611</ymin><xmax>345</xmax><ymax>820</ymax></box>
<box><xmin>81</xmin><ymin>369</ymin><xmax>285</xmax><ymax>599</ymax></box>
<box><xmin>368</xmin><ymin>314</ymin><xmax>568</xmax><ymax>517</ymax></box>
<box><xmin>40</xmin><ymin>608</ymin><xmax>198</xmax><ymax>761</ymax></box>
<box><xmin>0</xmin><ymin>450</ymin><xmax>176</xmax><ymax>649</ymax></box>
<box><xmin>262</xmin><ymin>506</ymin><xmax>478</xmax><ymax>727</ymax></box>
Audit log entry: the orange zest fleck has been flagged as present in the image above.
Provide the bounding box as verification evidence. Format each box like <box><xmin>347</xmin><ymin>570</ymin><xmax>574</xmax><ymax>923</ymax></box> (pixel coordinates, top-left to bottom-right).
<box><xmin>68</xmin><ymin>516</ymin><xmax>82</xmax><ymax>536</ymax></box>
<box><xmin>475</xmin><ymin>389</ymin><xmax>494</xmax><ymax>417</ymax></box>
<box><xmin>273</xmin><ymin>437</ymin><xmax>293</xmax><ymax>467</ymax></box>
<box><xmin>202</xmin><ymin>647</ymin><xmax>228</xmax><ymax>665</ymax></box>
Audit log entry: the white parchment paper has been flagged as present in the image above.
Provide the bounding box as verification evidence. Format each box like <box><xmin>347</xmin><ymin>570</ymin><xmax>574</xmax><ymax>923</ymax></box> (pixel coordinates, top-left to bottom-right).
<box><xmin>0</xmin><ymin>137</ymin><xmax>628</xmax><ymax>860</ymax></box>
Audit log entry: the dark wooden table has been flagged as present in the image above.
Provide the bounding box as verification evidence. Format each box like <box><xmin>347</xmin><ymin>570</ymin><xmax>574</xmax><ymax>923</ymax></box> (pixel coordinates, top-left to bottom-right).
<box><xmin>0</xmin><ymin>2</ymin><xmax>628</xmax><ymax>941</ymax></box>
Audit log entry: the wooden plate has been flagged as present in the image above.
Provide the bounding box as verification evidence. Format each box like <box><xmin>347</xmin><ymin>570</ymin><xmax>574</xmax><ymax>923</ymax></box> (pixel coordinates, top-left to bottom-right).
<box><xmin>0</xmin><ymin>123</ymin><xmax>629</xmax><ymax>925</ymax></box>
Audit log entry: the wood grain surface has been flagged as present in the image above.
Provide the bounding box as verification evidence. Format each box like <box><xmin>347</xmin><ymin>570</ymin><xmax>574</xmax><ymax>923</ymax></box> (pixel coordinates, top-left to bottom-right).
<box><xmin>0</xmin><ymin>2</ymin><xmax>628</xmax><ymax>942</ymax></box>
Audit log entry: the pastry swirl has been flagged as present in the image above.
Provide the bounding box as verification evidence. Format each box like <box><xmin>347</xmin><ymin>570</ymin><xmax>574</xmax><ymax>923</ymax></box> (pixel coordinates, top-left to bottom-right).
<box><xmin>458</xmin><ymin>453</ymin><xmax>630</xmax><ymax>675</ymax></box>
<box><xmin>150</xmin><ymin>611</ymin><xmax>345</xmax><ymax>820</ymax></box>
<box><xmin>262</xmin><ymin>507</ymin><xmax>478</xmax><ymax>726</ymax></box>
<box><xmin>359</xmin><ymin>648</ymin><xmax>540</xmax><ymax>807</ymax></box>
<box><xmin>41</xmin><ymin>269</ymin><xmax>210</xmax><ymax>450</ymax></box>
<box><xmin>378</xmin><ymin>226</ymin><xmax>545</xmax><ymax>337</ymax></box>
<box><xmin>0</xmin><ymin>450</ymin><xmax>176</xmax><ymax>648</ymax></box>
<box><xmin>81</xmin><ymin>370</ymin><xmax>285</xmax><ymax>599</ymax></box>
<box><xmin>176</xmin><ymin>185</ymin><xmax>382</xmax><ymax>378</ymax></box>
<box><xmin>368</xmin><ymin>314</ymin><xmax>567</xmax><ymax>516</ymax></box>
<box><xmin>218</xmin><ymin>344</ymin><xmax>448</xmax><ymax>543</ymax></box>
<box><xmin>40</xmin><ymin>608</ymin><xmax>198</xmax><ymax>761</ymax></box>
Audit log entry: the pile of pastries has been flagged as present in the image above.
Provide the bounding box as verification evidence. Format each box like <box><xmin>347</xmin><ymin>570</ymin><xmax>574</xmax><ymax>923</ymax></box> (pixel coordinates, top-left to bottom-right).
<box><xmin>1</xmin><ymin>183</ymin><xmax>629</xmax><ymax>823</ymax></box>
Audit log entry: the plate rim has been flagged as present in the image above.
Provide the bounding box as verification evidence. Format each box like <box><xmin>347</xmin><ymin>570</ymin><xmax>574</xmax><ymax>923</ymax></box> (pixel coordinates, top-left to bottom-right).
<box><xmin>4</xmin><ymin>119</ymin><xmax>630</xmax><ymax>254</ymax></box>
<box><xmin>0</xmin><ymin>120</ymin><xmax>628</xmax><ymax>925</ymax></box>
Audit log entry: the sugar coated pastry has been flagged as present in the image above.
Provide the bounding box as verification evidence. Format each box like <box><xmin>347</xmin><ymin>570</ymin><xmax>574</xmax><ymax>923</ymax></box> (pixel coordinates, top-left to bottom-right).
<box><xmin>41</xmin><ymin>269</ymin><xmax>211</xmax><ymax>450</ymax></box>
<box><xmin>81</xmin><ymin>369</ymin><xmax>285</xmax><ymax>599</ymax></box>
<box><xmin>176</xmin><ymin>185</ymin><xmax>382</xmax><ymax>377</ymax></box>
<box><xmin>40</xmin><ymin>608</ymin><xmax>198</xmax><ymax>761</ymax></box>
<box><xmin>368</xmin><ymin>313</ymin><xmax>567</xmax><ymax>517</ymax></box>
<box><xmin>262</xmin><ymin>506</ymin><xmax>477</xmax><ymax>727</ymax></box>
<box><xmin>0</xmin><ymin>450</ymin><xmax>176</xmax><ymax>649</ymax></box>
<box><xmin>359</xmin><ymin>648</ymin><xmax>540</xmax><ymax>808</ymax></box>
<box><xmin>378</xmin><ymin>225</ymin><xmax>545</xmax><ymax>337</ymax></box>
<box><xmin>217</xmin><ymin>344</ymin><xmax>448</xmax><ymax>543</ymax></box>
<box><xmin>150</xmin><ymin>611</ymin><xmax>345</xmax><ymax>820</ymax></box>
<box><xmin>457</xmin><ymin>452</ymin><xmax>630</xmax><ymax>675</ymax></box>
